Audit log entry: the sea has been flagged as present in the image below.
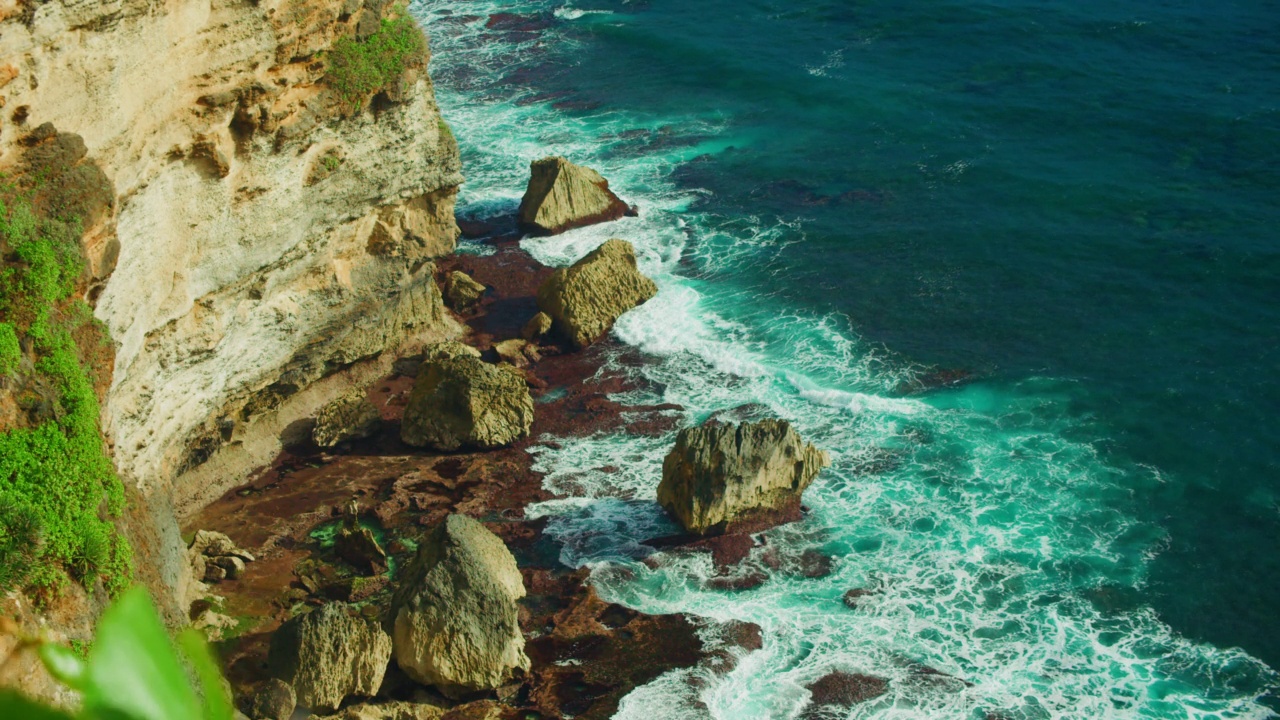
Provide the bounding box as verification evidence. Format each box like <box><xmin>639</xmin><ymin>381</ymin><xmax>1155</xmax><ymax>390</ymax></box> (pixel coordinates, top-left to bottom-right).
<box><xmin>409</xmin><ymin>1</ymin><xmax>1280</xmax><ymax>717</ymax></box>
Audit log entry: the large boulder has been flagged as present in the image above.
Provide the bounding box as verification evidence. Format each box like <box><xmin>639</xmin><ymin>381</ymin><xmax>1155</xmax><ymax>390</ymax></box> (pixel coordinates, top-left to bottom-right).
<box><xmin>400</xmin><ymin>343</ymin><xmax>533</xmax><ymax>450</ymax></box>
<box><xmin>312</xmin><ymin>388</ymin><xmax>381</xmax><ymax>448</ymax></box>
<box><xmin>517</xmin><ymin>156</ymin><xmax>633</xmax><ymax>236</ymax></box>
<box><xmin>390</xmin><ymin>514</ymin><xmax>530</xmax><ymax>698</ymax></box>
<box><xmin>656</xmin><ymin>419</ymin><xmax>830</xmax><ymax>535</ymax></box>
<box><xmin>535</xmin><ymin>239</ymin><xmax>657</xmax><ymax>349</ymax></box>
<box><xmin>267</xmin><ymin>603</ymin><xmax>393</xmax><ymax>712</ymax></box>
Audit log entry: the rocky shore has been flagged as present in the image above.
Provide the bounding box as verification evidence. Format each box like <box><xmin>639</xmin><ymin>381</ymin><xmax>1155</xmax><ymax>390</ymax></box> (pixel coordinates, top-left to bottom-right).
<box><xmin>184</xmin><ymin>186</ymin><xmax>791</xmax><ymax>718</ymax></box>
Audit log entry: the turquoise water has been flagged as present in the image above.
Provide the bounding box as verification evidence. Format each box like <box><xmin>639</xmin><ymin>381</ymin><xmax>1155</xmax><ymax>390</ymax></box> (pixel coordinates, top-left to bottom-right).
<box><xmin>413</xmin><ymin>1</ymin><xmax>1280</xmax><ymax>716</ymax></box>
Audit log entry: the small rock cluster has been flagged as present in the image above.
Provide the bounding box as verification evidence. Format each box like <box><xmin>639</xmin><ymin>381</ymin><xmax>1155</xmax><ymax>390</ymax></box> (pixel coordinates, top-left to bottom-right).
<box><xmin>189</xmin><ymin>529</ymin><xmax>255</xmax><ymax>583</ymax></box>
<box><xmin>264</xmin><ymin>515</ymin><xmax>528</xmax><ymax>714</ymax></box>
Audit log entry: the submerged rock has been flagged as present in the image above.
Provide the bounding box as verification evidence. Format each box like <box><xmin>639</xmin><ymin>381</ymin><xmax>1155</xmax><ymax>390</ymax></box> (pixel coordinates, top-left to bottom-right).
<box><xmin>443</xmin><ymin>270</ymin><xmax>486</xmax><ymax>311</ymax></box>
<box><xmin>312</xmin><ymin>389</ymin><xmax>381</xmax><ymax>448</ymax></box>
<box><xmin>390</xmin><ymin>514</ymin><xmax>530</xmax><ymax>698</ymax></box>
<box><xmin>803</xmin><ymin>671</ymin><xmax>889</xmax><ymax>715</ymax></box>
<box><xmin>267</xmin><ymin>603</ymin><xmax>392</xmax><ymax>712</ymax></box>
<box><xmin>517</xmin><ymin>156</ymin><xmax>633</xmax><ymax>236</ymax></box>
<box><xmin>535</xmin><ymin>239</ymin><xmax>658</xmax><ymax>349</ymax></box>
<box><xmin>656</xmin><ymin>418</ymin><xmax>830</xmax><ymax>535</ymax></box>
<box><xmin>400</xmin><ymin>343</ymin><xmax>533</xmax><ymax>450</ymax></box>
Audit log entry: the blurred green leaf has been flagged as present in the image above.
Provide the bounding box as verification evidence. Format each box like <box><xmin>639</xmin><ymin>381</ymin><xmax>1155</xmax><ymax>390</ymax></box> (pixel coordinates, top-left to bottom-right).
<box><xmin>82</xmin><ymin>587</ymin><xmax>201</xmax><ymax>720</ymax></box>
<box><xmin>38</xmin><ymin>643</ymin><xmax>87</xmax><ymax>691</ymax></box>
<box><xmin>177</xmin><ymin>629</ymin><xmax>233</xmax><ymax>720</ymax></box>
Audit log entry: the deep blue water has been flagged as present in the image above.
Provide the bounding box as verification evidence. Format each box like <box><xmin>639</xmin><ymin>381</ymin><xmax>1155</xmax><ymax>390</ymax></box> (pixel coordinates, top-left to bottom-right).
<box><xmin>414</xmin><ymin>1</ymin><xmax>1280</xmax><ymax>716</ymax></box>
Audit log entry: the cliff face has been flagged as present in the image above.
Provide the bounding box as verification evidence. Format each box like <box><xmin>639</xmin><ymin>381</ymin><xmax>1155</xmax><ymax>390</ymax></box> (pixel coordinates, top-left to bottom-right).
<box><xmin>0</xmin><ymin>0</ymin><xmax>462</xmax><ymax>624</ymax></box>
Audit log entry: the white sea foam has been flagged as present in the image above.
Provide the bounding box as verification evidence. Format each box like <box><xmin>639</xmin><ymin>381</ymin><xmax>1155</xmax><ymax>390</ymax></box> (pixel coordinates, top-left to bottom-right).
<box><xmin>412</xmin><ymin>2</ymin><xmax>1280</xmax><ymax>717</ymax></box>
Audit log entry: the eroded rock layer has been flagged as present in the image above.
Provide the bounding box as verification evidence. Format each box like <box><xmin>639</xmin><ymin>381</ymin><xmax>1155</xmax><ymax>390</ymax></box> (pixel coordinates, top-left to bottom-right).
<box><xmin>0</xmin><ymin>0</ymin><xmax>464</xmax><ymax>620</ymax></box>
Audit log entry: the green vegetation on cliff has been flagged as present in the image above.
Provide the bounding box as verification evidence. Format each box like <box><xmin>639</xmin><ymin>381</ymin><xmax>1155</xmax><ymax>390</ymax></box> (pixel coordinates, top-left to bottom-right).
<box><xmin>0</xmin><ymin>188</ymin><xmax>131</xmax><ymax>596</ymax></box>
<box><xmin>325</xmin><ymin>15</ymin><xmax>426</xmax><ymax>108</ymax></box>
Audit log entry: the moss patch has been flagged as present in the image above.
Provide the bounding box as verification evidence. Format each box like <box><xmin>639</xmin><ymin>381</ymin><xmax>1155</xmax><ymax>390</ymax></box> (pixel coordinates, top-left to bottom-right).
<box><xmin>324</xmin><ymin>15</ymin><xmax>426</xmax><ymax>109</ymax></box>
<box><xmin>0</xmin><ymin>187</ymin><xmax>131</xmax><ymax>596</ymax></box>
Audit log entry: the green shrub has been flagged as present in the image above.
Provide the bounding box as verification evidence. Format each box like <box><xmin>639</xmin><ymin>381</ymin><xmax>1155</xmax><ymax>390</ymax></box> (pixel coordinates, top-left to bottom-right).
<box><xmin>0</xmin><ymin>321</ymin><xmax>18</xmax><ymax>376</ymax></box>
<box><xmin>0</xmin><ymin>188</ymin><xmax>131</xmax><ymax>595</ymax></box>
<box><xmin>325</xmin><ymin>15</ymin><xmax>426</xmax><ymax>108</ymax></box>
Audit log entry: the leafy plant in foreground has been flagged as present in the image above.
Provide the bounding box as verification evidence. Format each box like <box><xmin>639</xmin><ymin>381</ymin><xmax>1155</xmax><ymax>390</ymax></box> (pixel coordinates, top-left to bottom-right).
<box><xmin>0</xmin><ymin>587</ymin><xmax>232</xmax><ymax>720</ymax></box>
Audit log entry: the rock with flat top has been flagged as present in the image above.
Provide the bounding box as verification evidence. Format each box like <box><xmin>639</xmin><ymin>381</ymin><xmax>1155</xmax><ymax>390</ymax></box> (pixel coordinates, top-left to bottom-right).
<box><xmin>656</xmin><ymin>419</ymin><xmax>830</xmax><ymax>535</ymax></box>
<box><xmin>267</xmin><ymin>603</ymin><xmax>392</xmax><ymax>712</ymax></box>
<box><xmin>517</xmin><ymin>157</ymin><xmax>633</xmax><ymax>236</ymax></box>
<box><xmin>400</xmin><ymin>345</ymin><xmax>533</xmax><ymax>450</ymax></box>
<box><xmin>536</xmin><ymin>239</ymin><xmax>657</xmax><ymax>349</ymax></box>
<box><xmin>391</xmin><ymin>514</ymin><xmax>530</xmax><ymax>698</ymax></box>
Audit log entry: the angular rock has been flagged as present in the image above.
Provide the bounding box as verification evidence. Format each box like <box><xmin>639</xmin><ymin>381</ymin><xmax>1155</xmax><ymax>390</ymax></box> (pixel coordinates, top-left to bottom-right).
<box><xmin>492</xmin><ymin>338</ymin><xmax>531</xmax><ymax>368</ymax></box>
<box><xmin>517</xmin><ymin>156</ymin><xmax>632</xmax><ymax>236</ymax></box>
<box><xmin>521</xmin><ymin>311</ymin><xmax>553</xmax><ymax>341</ymax></box>
<box><xmin>312</xmin><ymin>389</ymin><xmax>382</xmax><ymax>448</ymax></box>
<box><xmin>443</xmin><ymin>270</ymin><xmax>486</xmax><ymax>311</ymax></box>
<box><xmin>336</xmin><ymin>515</ymin><xmax>388</xmax><ymax>576</ymax></box>
<box><xmin>268</xmin><ymin>603</ymin><xmax>393</xmax><ymax>712</ymax></box>
<box><xmin>390</xmin><ymin>515</ymin><xmax>530</xmax><ymax>698</ymax></box>
<box><xmin>656</xmin><ymin>419</ymin><xmax>830</xmax><ymax>535</ymax></box>
<box><xmin>535</xmin><ymin>239</ymin><xmax>657</xmax><ymax>349</ymax></box>
<box><xmin>400</xmin><ymin>345</ymin><xmax>533</xmax><ymax>451</ymax></box>
<box><xmin>248</xmin><ymin>678</ymin><xmax>296</xmax><ymax>720</ymax></box>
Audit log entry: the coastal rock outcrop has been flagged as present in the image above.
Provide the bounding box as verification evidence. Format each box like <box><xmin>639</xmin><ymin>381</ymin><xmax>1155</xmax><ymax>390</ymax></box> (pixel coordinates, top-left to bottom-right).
<box><xmin>443</xmin><ymin>270</ymin><xmax>486</xmax><ymax>311</ymax></box>
<box><xmin>517</xmin><ymin>157</ymin><xmax>634</xmax><ymax>236</ymax></box>
<box><xmin>267</xmin><ymin>603</ymin><xmax>393</xmax><ymax>712</ymax></box>
<box><xmin>400</xmin><ymin>343</ymin><xmax>534</xmax><ymax>450</ymax></box>
<box><xmin>656</xmin><ymin>419</ymin><xmax>830</xmax><ymax>535</ymax></box>
<box><xmin>536</xmin><ymin>239</ymin><xmax>658</xmax><ymax>349</ymax></box>
<box><xmin>312</xmin><ymin>389</ymin><xmax>382</xmax><ymax>448</ymax></box>
<box><xmin>390</xmin><ymin>514</ymin><xmax>530</xmax><ymax>698</ymax></box>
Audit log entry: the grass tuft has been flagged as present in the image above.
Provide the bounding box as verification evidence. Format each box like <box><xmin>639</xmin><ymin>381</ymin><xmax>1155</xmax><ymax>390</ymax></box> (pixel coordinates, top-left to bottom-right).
<box><xmin>325</xmin><ymin>15</ymin><xmax>426</xmax><ymax>110</ymax></box>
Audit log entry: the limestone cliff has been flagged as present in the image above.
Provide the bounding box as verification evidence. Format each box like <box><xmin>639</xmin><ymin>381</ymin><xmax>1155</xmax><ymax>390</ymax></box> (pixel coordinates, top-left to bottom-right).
<box><xmin>0</xmin><ymin>0</ymin><xmax>462</xmax><ymax>641</ymax></box>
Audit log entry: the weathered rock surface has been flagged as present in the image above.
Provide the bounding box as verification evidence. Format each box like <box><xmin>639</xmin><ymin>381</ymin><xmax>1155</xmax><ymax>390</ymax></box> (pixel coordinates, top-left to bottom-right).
<box><xmin>443</xmin><ymin>271</ymin><xmax>486</xmax><ymax>310</ymax></box>
<box><xmin>517</xmin><ymin>157</ymin><xmax>633</xmax><ymax>236</ymax></box>
<box><xmin>248</xmin><ymin>678</ymin><xmax>296</xmax><ymax>720</ymax></box>
<box><xmin>335</xmin><ymin>508</ymin><xmax>388</xmax><ymax>576</ymax></box>
<box><xmin>267</xmin><ymin>603</ymin><xmax>393</xmax><ymax>712</ymax></box>
<box><xmin>312</xmin><ymin>389</ymin><xmax>382</xmax><ymax>448</ymax></box>
<box><xmin>189</xmin><ymin>529</ymin><xmax>255</xmax><ymax>585</ymax></box>
<box><xmin>802</xmin><ymin>672</ymin><xmax>889</xmax><ymax>717</ymax></box>
<box><xmin>657</xmin><ymin>419</ymin><xmax>830</xmax><ymax>535</ymax></box>
<box><xmin>400</xmin><ymin>345</ymin><xmax>533</xmax><ymax>451</ymax></box>
<box><xmin>390</xmin><ymin>514</ymin><xmax>530</xmax><ymax>698</ymax></box>
<box><xmin>521</xmin><ymin>311</ymin><xmax>553</xmax><ymax>341</ymax></box>
<box><xmin>536</xmin><ymin>239</ymin><xmax>658</xmax><ymax>349</ymax></box>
